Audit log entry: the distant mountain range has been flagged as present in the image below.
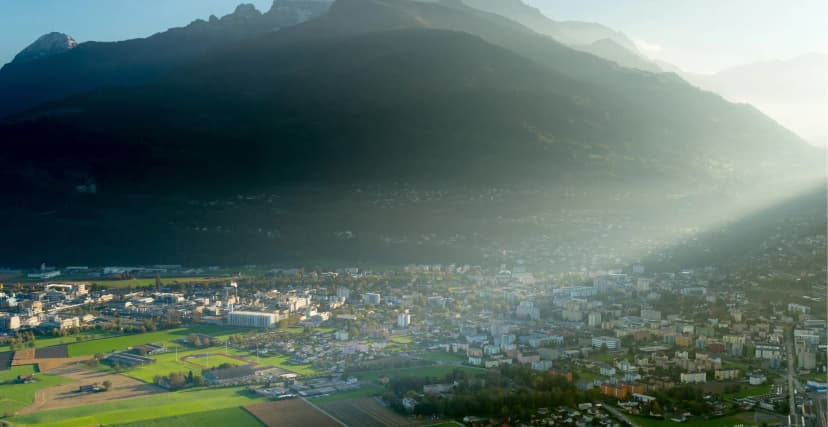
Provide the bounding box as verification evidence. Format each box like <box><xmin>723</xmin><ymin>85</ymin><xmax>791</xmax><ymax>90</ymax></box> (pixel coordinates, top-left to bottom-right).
<box><xmin>683</xmin><ymin>53</ymin><xmax>828</xmax><ymax>147</ymax></box>
<box><xmin>0</xmin><ymin>0</ymin><xmax>823</xmax><ymax>266</ymax></box>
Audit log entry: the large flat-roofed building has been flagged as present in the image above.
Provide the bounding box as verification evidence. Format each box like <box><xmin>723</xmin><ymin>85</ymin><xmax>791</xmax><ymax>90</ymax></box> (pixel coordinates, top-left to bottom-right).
<box><xmin>592</xmin><ymin>336</ymin><xmax>621</xmax><ymax>350</ymax></box>
<box><xmin>227</xmin><ymin>311</ymin><xmax>278</xmax><ymax>328</ymax></box>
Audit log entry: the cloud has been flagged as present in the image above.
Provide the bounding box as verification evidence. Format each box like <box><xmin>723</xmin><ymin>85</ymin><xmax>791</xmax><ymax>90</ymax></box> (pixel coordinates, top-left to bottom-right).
<box><xmin>634</xmin><ymin>38</ymin><xmax>662</xmax><ymax>58</ymax></box>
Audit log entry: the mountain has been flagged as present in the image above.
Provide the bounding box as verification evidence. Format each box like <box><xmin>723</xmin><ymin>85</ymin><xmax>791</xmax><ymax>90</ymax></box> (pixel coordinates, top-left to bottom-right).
<box><xmin>2</xmin><ymin>0</ymin><xmax>821</xmax><ymax>193</ymax></box>
<box><xmin>454</xmin><ymin>0</ymin><xmax>660</xmax><ymax>72</ymax></box>
<box><xmin>686</xmin><ymin>53</ymin><xmax>828</xmax><ymax>146</ymax></box>
<box><xmin>0</xmin><ymin>0</ymin><xmax>823</xmax><ymax>266</ymax></box>
<box><xmin>573</xmin><ymin>38</ymin><xmax>661</xmax><ymax>73</ymax></box>
<box><xmin>11</xmin><ymin>32</ymin><xmax>77</xmax><ymax>64</ymax></box>
<box><xmin>0</xmin><ymin>0</ymin><xmax>332</xmax><ymax>119</ymax></box>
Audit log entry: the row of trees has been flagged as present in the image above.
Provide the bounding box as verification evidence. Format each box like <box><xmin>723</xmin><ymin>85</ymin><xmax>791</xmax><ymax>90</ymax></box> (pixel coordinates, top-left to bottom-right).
<box><xmin>384</xmin><ymin>367</ymin><xmax>595</xmax><ymax>421</ymax></box>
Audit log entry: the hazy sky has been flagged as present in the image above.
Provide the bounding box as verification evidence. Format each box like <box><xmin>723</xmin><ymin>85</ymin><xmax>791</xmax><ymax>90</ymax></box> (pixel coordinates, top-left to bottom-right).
<box><xmin>1</xmin><ymin>0</ymin><xmax>826</xmax><ymax>73</ymax></box>
<box><xmin>526</xmin><ymin>0</ymin><xmax>828</xmax><ymax>73</ymax></box>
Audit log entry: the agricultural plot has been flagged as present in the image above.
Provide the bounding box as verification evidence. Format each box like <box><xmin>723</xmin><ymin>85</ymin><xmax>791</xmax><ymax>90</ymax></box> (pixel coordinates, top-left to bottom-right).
<box><xmin>245</xmin><ymin>399</ymin><xmax>341</xmax><ymax>427</ymax></box>
<box><xmin>0</xmin><ymin>373</ymin><xmax>72</xmax><ymax>416</ymax></box>
<box><xmin>18</xmin><ymin>366</ymin><xmax>165</xmax><ymax>415</ymax></box>
<box><xmin>36</xmin><ymin>344</ymin><xmax>69</xmax><ymax>358</ymax></box>
<box><xmin>0</xmin><ymin>331</ymin><xmax>119</xmax><ymax>353</ymax></box>
<box><xmin>112</xmin><ymin>407</ymin><xmax>265</xmax><ymax>427</ymax></box>
<box><xmin>67</xmin><ymin>325</ymin><xmax>241</xmax><ymax>356</ymax></box>
<box><xmin>7</xmin><ymin>386</ymin><xmax>266</xmax><ymax>427</ymax></box>
<box><xmin>0</xmin><ymin>364</ymin><xmax>37</xmax><ymax>382</ymax></box>
<box><xmin>320</xmin><ymin>397</ymin><xmax>420</xmax><ymax>427</ymax></box>
<box><xmin>0</xmin><ymin>351</ymin><xmax>12</xmax><ymax>370</ymax></box>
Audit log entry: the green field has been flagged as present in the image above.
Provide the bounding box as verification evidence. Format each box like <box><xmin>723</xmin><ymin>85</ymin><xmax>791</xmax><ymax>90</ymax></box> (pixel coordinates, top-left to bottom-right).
<box><xmin>0</xmin><ymin>365</ymin><xmax>38</xmax><ymax>382</ymax></box>
<box><xmin>311</xmin><ymin>383</ymin><xmax>385</xmax><ymax>403</ymax></box>
<box><xmin>629</xmin><ymin>413</ymin><xmax>781</xmax><ymax>427</ymax></box>
<box><xmin>124</xmin><ymin>346</ymin><xmax>317</xmax><ymax>383</ymax></box>
<box><xmin>0</xmin><ymin>331</ymin><xmax>119</xmax><ymax>353</ymax></box>
<box><xmin>724</xmin><ymin>384</ymin><xmax>772</xmax><ymax>399</ymax></box>
<box><xmin>111</xmin><ymin>407</ymin><xmax>264</xmax><ymax>427</ymax></box>
<box><xmin>7</xmin><ymin>386</ymin><xmax>266</xmax><ymax>427</ymax></box>
<box><xmin>417</xmin><ymin>352</ymin><xmax>467</xmax><ymax>363</ymax></box>
<box><xmin>389</xmin><ymin>336</ymin><xmax>413</xmax><ymax>344</ymax></box>
<box><xmin>184</xmin><ymin>354</ymin><xmax>247</xmax><ymax>369</ymax></box>
<box><xmin>589</xmin><ymin>352</ymin><xmax>619</xmax><ymax>363</ymax></box>
<box><xmin>67</xmin><ymin>325</ymin><xmax>243</xmax><ymax>357</ymax></box>
<box><xmin>247</xmin><ymin>352</ymin><xmax>318</xmax><ymax>376</ymax></box>
<box><xmin>354</xmin><ymin>365</ymin><xmax>483</xmax><ymax>383</ymax></box>
<box><xmin>0</xmin><ymin>373</ymin><xmax>73</xmax><ymax>417</ymax></box>
<box><xmin>82</xmin><ymin>277</ymin><xmax>227</xmax><ymax>289</ymax></box>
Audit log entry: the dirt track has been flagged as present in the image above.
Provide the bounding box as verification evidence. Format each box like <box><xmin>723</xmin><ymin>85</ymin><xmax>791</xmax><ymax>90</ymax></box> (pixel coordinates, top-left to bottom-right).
<box><xmin>19</xmin><ymin>366</ymin><xmax>166</xmax><ymax>414</ymax></box>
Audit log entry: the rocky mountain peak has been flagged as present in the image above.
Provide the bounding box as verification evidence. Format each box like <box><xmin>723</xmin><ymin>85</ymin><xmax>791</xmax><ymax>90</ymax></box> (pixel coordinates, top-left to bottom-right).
<box><xmin>12</xmin><ymin>32</ymin><xmax>77</xmax><ymax>64</ymax></box>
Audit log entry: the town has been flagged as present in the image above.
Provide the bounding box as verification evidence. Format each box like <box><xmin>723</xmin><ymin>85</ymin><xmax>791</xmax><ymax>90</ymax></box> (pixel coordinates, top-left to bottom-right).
<box><xmin>0</xmin><ymin>259</ymin><xmax>825</xmax><ymax>427</ymax></box>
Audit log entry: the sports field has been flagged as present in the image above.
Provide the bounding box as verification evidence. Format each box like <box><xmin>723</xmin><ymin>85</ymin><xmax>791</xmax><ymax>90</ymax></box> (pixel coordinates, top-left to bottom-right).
<box><xmin>7</xmin><ymin>386</ymin><xmax>265</xmax><ymax>427</ymax></box>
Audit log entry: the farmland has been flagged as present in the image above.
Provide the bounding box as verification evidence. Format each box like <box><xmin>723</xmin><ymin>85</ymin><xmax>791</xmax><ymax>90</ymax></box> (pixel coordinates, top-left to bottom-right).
<box><xmin>113</xmin><ymin>407</ymin><xmax>264</xmax><ymax>427</ymax></box>
<box><xmin>0</xmin><ymin>331</ymin><xmax>119</xmax><ymax>353</ymax></box>
<box><xmin>67</xmin><ymin>325</ymin><xmax>242</xmax><ymax>356</ymax></box>
<box><xmin>0</xmin><ymin>373</ymin><xmax>73</xmax><ymax>416</ymax></box>
<box><xmin>18</xmin><ymin>366</ymin><xmax>165</xmax><ymax>415</ymax></box>
<box><xmin>7</xmin><ymin>386</ymin><xmax>265</xmax><ymax>427</ymax></box>
<box><xmin>0</xmin><ymin>365</ymin><xmax>37</xmax><ymax>382</ymax></box>
<box><xmin>245</xmin><ymin>399</ymin><xmax>341</xmax><ymax>427</ymax></box>
<box><xmin>320</xmin><ymin>397</ymin><xmax>420</xmax><ymax>427</ymax></box>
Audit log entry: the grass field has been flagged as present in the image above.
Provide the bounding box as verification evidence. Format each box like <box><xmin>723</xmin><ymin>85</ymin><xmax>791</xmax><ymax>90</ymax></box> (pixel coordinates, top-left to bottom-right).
<box><xmin>312</xmin><ymin>383</ymin><xmax>385</xmax><ymax>403</ymax></box>
<box><xmin>589</xmin><ymin>352</ymin><xmax>619</xmax><ymax>363</ymax></box>
<box><xmin>629</xmin><ymin>412</ymin><xmax>781</xmax><ymax>427</ymax></box>
<box><xmin>0</xmin><ymin>365</ymin><xmax>37</xmax><ymax>382</ymax></box>
<box><xmin>354</xmin><ymin>365</ymin><xmax>482</xmax><ymax>383</ymax></box>
<box><xmin>67</xmin><ymin>325</ymin><xmax>242</xmax><ymax>357</ymax></box>
<box><xmin>389</xmin><ymin>336</ymin><xmax>412</xmax><ymax>344</ymax></box>
<box><xmin>7</xmin><ymin>386</ymin><xmax>266</xmax><ymax>427</ymax></box>
<box><xmin>248</xmin><ymin>352</ymin><xmax>318</xmax><ymax>376</ymax></box>
<box><xmin>724</xmin><ymin>384</ymin><xmax>772</xmax><ymax>399</ymax></box>
<box><xmin>124</xmin><ymin>346</ymin><xmax>316</xmax><ymax>383</ymax></box>
<box><xmin>111</xmin><ymin>407</ymin><xmax>264</xmax><ymax>427</ymax></box>
<box><xmin>184</xmin><ymin>354</ymin><xmax>248</xmax><ymax>369</ymax></box>
<box><xmin>416</xmin><ymin>352</ymin><xmax>467</xmax><ymax>363</ymax></box>
<box><xmin>0</xmin><ymin>331</ymin><xmax>119</xmax><ymax>353</ymax></box>
<box><xmin>0</xmin><ymin>373</ymin><xmax>72</xmax><ymax>416</ymax></box>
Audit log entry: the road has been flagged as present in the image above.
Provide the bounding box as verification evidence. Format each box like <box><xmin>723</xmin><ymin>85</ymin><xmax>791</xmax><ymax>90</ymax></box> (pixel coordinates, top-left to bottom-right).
<box><xmin>787</xmin><ymin>332</ymin><xmax>798</xmax><ymax>425</ymax></box>
<box><xmin>812</xmin><ymin>391</ymin><xmax>827</xmax><ymax>427</ymax></box>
